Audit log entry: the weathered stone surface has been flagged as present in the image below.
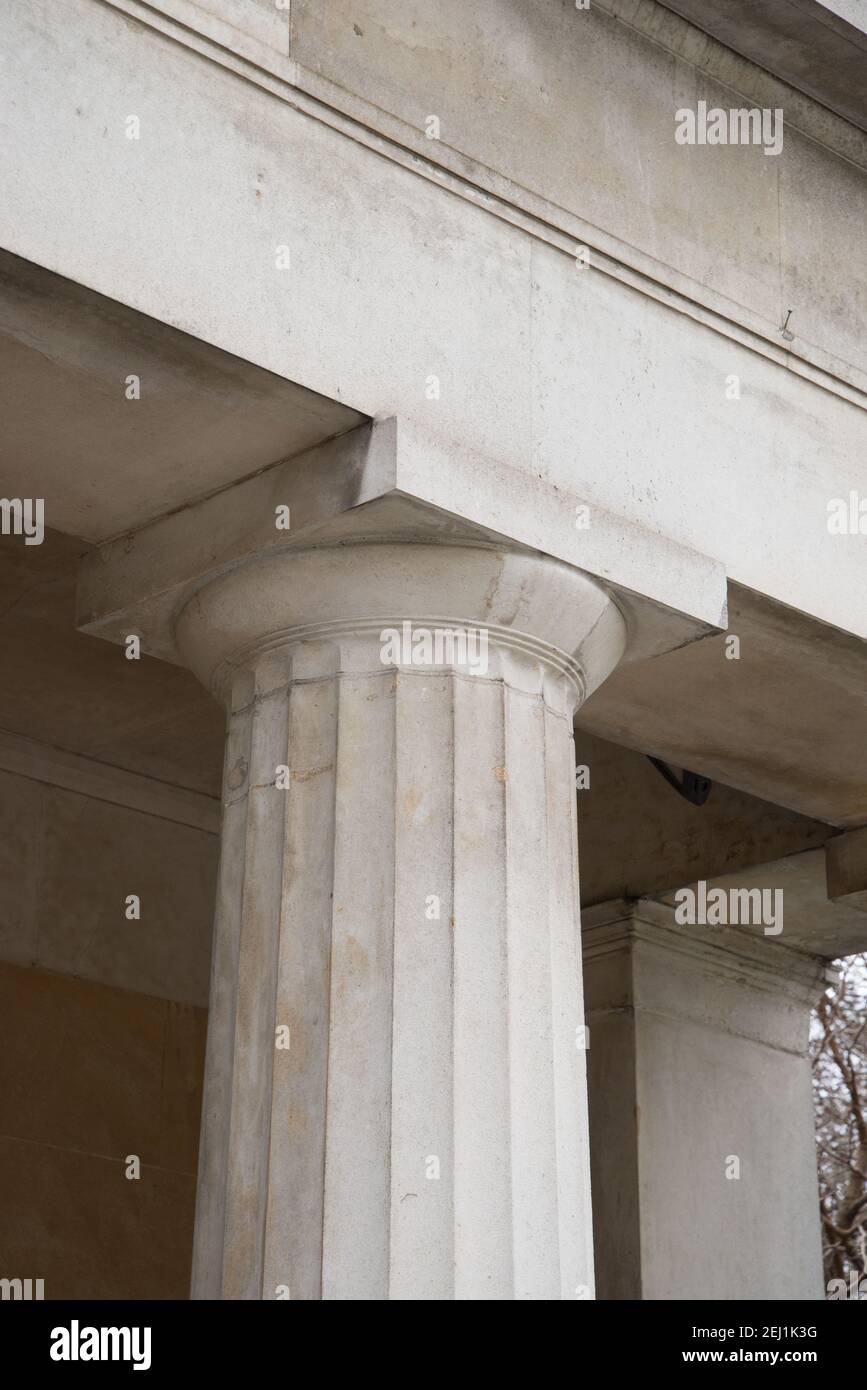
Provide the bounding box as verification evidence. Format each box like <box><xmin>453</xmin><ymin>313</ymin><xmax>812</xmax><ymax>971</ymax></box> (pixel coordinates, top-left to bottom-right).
<box><xmin>184</xmin><ymin>543</ymin><xmax>625</xmax><ymax>1299</ymax></box>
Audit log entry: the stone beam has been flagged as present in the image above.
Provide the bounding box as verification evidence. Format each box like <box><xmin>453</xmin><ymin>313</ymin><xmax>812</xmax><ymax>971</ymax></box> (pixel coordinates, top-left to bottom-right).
<box><xmin>655</xmin><ymin>849</ymin><xmax>867</xmax><ymax>959</ymax></box>
<box><xmin>826</xmin><ymin>824</ymin><xmax>867</xmax><ymax>914</ymax></box>
<box><xmin>656</xmin><ymin>0</ymin><xmax>867</xmax><ymax>132</ymax></box>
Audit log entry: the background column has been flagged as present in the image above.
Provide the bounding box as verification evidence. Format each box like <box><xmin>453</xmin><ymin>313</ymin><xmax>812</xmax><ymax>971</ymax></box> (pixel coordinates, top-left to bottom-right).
<box><xmin>583</xmin><ymin>898</ymin><xmax>832</xmax><ymax>1300</ymax></box>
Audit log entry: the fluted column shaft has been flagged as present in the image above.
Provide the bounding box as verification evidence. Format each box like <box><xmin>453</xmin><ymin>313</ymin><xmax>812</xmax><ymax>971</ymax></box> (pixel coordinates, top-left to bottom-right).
<box><xmin>181</xmin><ymin>543</ymin><xmax>626</xmax><ymax>1300</ymax></box>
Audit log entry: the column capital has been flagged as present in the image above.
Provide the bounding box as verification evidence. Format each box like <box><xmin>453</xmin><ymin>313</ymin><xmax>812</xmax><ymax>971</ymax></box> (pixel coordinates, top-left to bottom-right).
<box><xmin>76</xmin><ymin>418</ymin><xmax>725</xmax><ymax>682</ymax></box>
<box><xmin>172</xmin><ymin>540</ymin><xmax>627</xmax><ymax>716</ymax></box>
<box><xmin>582</xmin><ymin>896</ymin><xmax>835</xmax><ymax>1041</ymax></box>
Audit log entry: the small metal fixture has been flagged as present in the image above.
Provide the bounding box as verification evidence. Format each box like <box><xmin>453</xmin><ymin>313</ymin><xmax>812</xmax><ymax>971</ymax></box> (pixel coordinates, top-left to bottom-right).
<box><xmin>647</xmin><ymin>756</ymin><xmax>712</xmax><ymax>806</ymax></box>
<box><xmin>781</xmin><ymin>308</ymin><xmax>795</xmax><ymax>342</ymax></box>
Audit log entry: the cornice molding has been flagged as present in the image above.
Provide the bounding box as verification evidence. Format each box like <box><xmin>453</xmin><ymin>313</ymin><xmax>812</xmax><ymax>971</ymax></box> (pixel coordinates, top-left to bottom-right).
<box><xmin>203</xmin><ymin>616</ymin><xmax>587</xmax><ymax>713</ymax></box>
<box><xmin>98</xmin><ymin>0</ymin><xmax>867</xmax><ymax>416</ymax></box>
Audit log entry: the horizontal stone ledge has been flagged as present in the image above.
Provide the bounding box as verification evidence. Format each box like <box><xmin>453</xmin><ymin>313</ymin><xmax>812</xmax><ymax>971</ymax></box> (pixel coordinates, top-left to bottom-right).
<box><xmin>0</xmin><ymin>729</ymin><xmax>220</xmax><ymax>834</ymax></box>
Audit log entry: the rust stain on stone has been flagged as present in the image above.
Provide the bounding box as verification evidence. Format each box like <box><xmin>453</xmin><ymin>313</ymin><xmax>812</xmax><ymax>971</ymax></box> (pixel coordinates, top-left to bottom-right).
<box><xmin>334</xmin><ymin>935</ymin><xmax>369</xmax><ymax>1005</ymax></box>
<box><xmin>292</xmin><ymin>763</ymin><xmax>334</xmax><ymax>782</ymax></box>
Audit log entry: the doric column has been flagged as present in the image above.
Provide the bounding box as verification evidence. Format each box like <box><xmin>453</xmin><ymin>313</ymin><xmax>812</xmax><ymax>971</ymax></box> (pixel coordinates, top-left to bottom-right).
<box><xmin>177</xmin><ymin>541</ymin><xmax>626</xmax><ymax>1300</ymax></box>
<box><xmin>582</xmin><ymin>898</ymin><xmax>832</xmax><ymax>1300</ymax></box>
